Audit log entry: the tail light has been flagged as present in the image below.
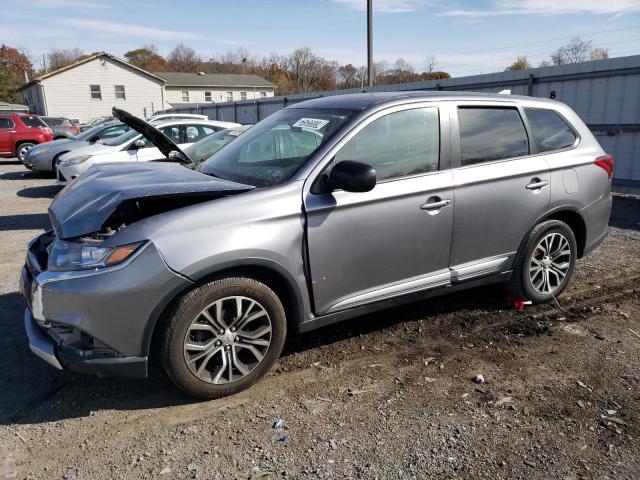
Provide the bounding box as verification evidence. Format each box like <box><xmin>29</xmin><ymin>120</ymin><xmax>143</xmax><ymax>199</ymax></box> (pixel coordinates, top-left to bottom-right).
<box><xmin>594</xmin><ymin>154</ymin><xmax>614</xmax><ymax>180</ymax></box>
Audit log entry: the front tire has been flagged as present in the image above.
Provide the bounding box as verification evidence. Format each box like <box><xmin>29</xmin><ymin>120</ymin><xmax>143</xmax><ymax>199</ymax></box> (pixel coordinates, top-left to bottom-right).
<box><xmin>160</xmin><ymin>277</ymin><xmax>286</xmax><ymax>399</ymax></box>
<box><xmin>509</xmin><ymin>220</ymin><xmax>577</xmax><ymax>303</ymax></box>
<box><xmin>16</xmin><ymin>142</ymin><xmax>35</xmax><ymax>163</ymax></box>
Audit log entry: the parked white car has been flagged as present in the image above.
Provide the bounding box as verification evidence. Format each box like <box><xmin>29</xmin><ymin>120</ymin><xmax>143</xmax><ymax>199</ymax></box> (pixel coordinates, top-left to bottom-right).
<box><xmin>146</xmin><ymin>113</ymin><xmax>209</xmax><ymax>122</ymax></box>
<box><xmin>57</xmin><ymin>119</ymin><xmax>239</xmax><ymax>183</ymax></box>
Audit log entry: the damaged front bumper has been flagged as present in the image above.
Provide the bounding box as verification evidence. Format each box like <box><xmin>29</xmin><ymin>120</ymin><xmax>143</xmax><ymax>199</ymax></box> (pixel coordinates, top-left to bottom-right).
<box><xmin>20</xmin><ymin>231</ymin><xmax>191</xmax><ymax>378</ymax></box>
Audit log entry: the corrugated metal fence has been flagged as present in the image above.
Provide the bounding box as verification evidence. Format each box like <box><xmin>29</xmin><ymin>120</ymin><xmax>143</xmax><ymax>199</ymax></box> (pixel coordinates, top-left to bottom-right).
<box><xmin>165</xmin><ymin>55</ymin><xmax>640</xmax><ymax>193</ymax></box>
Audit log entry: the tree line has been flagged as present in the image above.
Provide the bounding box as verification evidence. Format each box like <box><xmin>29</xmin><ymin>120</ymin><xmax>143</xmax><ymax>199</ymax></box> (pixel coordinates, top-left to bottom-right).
<box><xmin>0</xmin><ymin>36</ymin><xmax>612</xmax><ymax>103</ymax></box>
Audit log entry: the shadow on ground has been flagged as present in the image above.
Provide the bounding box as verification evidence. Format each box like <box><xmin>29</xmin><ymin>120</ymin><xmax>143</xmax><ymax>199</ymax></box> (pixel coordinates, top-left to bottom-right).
<box><xmin>0</xmin><ymin>214</ymin><xmax>51</xmax><ymax>231</ymax></box>
<box><xmin>0</xmin><ymin>170</ymin><xmax>52</xmax><ymax>180</ymax></box>
<box><xmin>1</xmin><ymin>282</ymin><xmax>509</xmax><ymax>426</ymax></box>
<box><xmin>610</xmin><ymin>196</ymin><xmax>640</xmax><ymax>231</ymax></box>
<box><xmin>17</xmin><ymin>184</ymin><xmax>63</xmax><ymax>199</ymax></box>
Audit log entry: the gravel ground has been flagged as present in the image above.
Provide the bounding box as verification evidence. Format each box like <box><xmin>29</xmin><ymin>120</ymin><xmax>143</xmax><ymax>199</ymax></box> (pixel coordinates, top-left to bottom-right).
<box><xmin>0</xmin><ymin>159</ymin><xmax>638</xmax><ymax>480</ymax></box>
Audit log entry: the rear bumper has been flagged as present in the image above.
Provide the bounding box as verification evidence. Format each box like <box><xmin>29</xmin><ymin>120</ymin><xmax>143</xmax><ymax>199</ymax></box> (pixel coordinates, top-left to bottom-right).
<box><xmin>581</xmin><ymin>193</ymin><xmax>613</xmax><ymax>256</ymax></box>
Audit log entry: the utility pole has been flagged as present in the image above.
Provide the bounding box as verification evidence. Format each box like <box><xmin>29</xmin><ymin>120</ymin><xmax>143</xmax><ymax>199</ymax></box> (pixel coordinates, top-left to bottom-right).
<box><xmin>367</xmin><ymin>0</ymin><xmax>373</xmax><ymax>87</ymax></box>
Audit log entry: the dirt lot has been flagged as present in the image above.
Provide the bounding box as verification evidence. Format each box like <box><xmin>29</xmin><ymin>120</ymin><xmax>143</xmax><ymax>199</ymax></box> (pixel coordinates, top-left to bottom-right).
<box><xmin>0</xmin><ymin>159</ymin><xmax>638</xmax><ymax>480</ymax></box>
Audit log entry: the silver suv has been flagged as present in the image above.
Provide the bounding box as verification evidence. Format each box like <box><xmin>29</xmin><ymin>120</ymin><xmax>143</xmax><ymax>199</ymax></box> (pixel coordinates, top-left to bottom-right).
<box><xmin>21</xmin><ymin>92</ymin><xmax>613</xmax><ymax>398</ymax></box>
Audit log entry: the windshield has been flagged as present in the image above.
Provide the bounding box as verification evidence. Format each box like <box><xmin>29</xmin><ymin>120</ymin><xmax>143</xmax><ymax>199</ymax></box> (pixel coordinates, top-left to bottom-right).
<box><xmin>101</xmin><ymin>128</ymin><xmax>140</xmax><ymax>146</ymax></box>
<box><xmin>186</xmin><ymin>128</ymin><xmax>245</xmax><ymax>164</ymax></box>
<box><xmin>199</xmin><ymin>108</ymin><xmax>353</xmax><ymax>187</ymax></box>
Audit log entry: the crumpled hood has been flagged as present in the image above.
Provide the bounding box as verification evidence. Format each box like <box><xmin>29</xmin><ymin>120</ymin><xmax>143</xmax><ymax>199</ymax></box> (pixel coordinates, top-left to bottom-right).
<box><xmin>49</xmin><ymin>162</ymin><xmax>253</xmax><ymax>239</ymax></box>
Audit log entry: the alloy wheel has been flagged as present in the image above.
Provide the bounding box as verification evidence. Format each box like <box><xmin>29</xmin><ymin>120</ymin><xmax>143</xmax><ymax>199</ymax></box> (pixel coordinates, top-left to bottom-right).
<box><xmin>529</xmin><ymin>232</ymin><xmax>572</xmax><ymax>295</ymax></box>
<box><xmin>183</xmin><ymin>296</ymin><xmax>272</xmax><ymax>384</ymax></box>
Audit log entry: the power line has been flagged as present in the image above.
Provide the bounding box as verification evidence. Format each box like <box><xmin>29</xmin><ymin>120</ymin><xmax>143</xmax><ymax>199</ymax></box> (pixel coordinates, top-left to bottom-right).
<box><xmin>459</xmin><ymin>24</ymin><xmax>640</xmax><ymax>56</ymax></box>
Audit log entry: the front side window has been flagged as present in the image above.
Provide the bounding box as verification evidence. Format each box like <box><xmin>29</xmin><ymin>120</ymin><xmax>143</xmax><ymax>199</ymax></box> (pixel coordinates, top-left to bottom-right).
<box><xmin>0</xmin><ymin>117</ymin><xmax>15</xmax><ymax>129</ymax></box>
<box><xmin>458</xmin><ymin>107</ymin><xmax>529</xmax><ymax>165</ymax></box>
<box><xmin>335</xmin><ymin>107</ymin><xmax>440</xmax><ymax>181</ymax></box>
<box><xmin>90</xmin><ymin>85</ymin><xmax>101</xmax><ymax>100</ymax></box>
<box><xmin>181</xmin><ymin>91</ymin><xmax>189</xmax><ymax>102</ymax></box>
<box><xmin>115</xmin><ymin>85</ymin><xmax>126</xmax><ymax>100</ymax></box>
<box><xmin>525</xmin><ymin>108</ymin><xmax>577</xmax><ymax>153</ymax></box>
<box><xmin>200</xmin><ymin>108</ymin><xmax>353</xmax><ymax>187</ymax></box>
<box><xmin>98</xmin><ymin>124</ymin><xmax>128</xmax><ymax>139</ymax></box>
<box><xmin>204</xmin><ymin>91</ymin><xmax>212</xmax><ymax>102</ymax></box>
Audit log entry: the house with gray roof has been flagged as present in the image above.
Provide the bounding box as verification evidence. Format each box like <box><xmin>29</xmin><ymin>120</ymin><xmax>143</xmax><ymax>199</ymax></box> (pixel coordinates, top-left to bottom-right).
<box><xmin>156</xmin><ymin>72</ymin><xmax>275</xmax><ymax>105</ymax></box>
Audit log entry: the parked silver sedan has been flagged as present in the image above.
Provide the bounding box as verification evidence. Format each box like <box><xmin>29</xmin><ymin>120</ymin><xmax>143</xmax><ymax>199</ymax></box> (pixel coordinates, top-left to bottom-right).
<box><xmin>23</xmin><ymin>121</ymin><xmax>129</xmax><ymax>173</ymax></box>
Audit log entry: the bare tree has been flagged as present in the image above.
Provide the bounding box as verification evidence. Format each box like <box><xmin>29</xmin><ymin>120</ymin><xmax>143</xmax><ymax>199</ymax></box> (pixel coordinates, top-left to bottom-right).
<box><xmin>550</xmin><ymin>36</ymin><xmax>592</xmax><ymax>65</ymax></box>
<box><xmin>424</xmin><ymin>55</ymin><xmax>437</xmax><ymax>75</ymax></box>
<box><xmin>46</xmin><ymin>48</ymin><xmax>85</xmax><ymax>71</ymax></box>
<box><xmin>167</xmin><ymin>44</ymin><xmax>202</xmax><ymax>72</ymax></box>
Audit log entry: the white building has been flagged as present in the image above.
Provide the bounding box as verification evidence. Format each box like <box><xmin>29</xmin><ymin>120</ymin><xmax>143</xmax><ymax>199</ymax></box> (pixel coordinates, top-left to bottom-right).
<box><xmin>156</xmin><ymin>72</ymin><xmax>275</xmax><ymax>105</ymax></box>
<box><xmin>19</xmin><ymin>53</ymin><xmax>167</xmax><ymax>121</ymax></box>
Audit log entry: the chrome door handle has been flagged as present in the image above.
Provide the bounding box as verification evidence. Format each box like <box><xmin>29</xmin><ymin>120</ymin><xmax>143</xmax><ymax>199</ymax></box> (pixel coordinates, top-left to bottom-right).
<box><xmin>526</xmin><ymin>179</ymin><xmax>549</xmax><ymax>190</ymax></box>
<box><xmin>420</xmin><ymin>198</ymin><xmax>452</xmax><ymax>210</ymax></box>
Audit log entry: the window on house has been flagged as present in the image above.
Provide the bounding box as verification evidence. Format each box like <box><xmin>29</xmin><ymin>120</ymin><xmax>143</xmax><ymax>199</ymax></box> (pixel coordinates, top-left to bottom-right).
<box><xmin>226</xmin><ymin>91</ymin><xmax>233</xmax><ymax>102</ymax></box>
<box><xmin>114</xmin><ymin>85</ymin><xmax>126</xmax><ymax>100</ymax></box>
<box><xmin>260</xmin><ymin>91</ymin><xmax>267</xmax><ymax>97</ymax></box>
<box><xmin>90</xmin><ymin>85</ymin><xmax>102</xmax><ymax>100</ymax></box>
<box><xmin>240</xmin><ymin>91</ymin><xmax>247</xmax><ymax>100</ymax></box>
<box><xmin>204</xmin><ymin>91</ymin><xmax>212</xmax><ymax>102</ymax></box>
<box><xmin>181</xmin><ymin>91</ymin><xmax>189</xmax><ymax>102</ymax></box>
<box><xmin>457</xmin><ymin>107</ymin><xmax>529</xmax><ymax>165</ymax></box>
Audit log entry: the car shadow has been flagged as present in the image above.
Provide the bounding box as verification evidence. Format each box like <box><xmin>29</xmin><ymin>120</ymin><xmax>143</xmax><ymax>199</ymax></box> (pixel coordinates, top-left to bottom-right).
<box><xmin>17</xmin><ymin>184</ymin><xmax>64</xmax><ymax>199</ymax></box>
<box><xmin>0</xmin><ymin>214</ymin><xmax>51</xmax><ymax>231</ymax></box>
<box><xmin>0</xmin><ymin>159</ymin><xmax>22</xmax><ymax>165</ymax></box>
<box><xmin>2</xmin><ymin>283</ymin><xmax>510</xmax><ymax>426</ymax></box>
<box><xmin>0</xmin><ymin>170</ymin><xmax>53</xmax><ymax>180</ymax></box>
<box><xmin>610</xmin><ymin>196</ymin><xmax>639</xmax><ymax>231</ymax></box>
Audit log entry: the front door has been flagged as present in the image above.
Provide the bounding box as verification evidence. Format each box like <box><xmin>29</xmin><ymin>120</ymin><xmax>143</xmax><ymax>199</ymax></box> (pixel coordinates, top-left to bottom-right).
<box><xmin>304</xmin><ymin>105</ymin><xmax>455</xmax><ymax>314</ymax></box>
<box><xmin>449</xmin><ymin>104</ymin><xmax>551</xmax><ymax>277</ymax></box>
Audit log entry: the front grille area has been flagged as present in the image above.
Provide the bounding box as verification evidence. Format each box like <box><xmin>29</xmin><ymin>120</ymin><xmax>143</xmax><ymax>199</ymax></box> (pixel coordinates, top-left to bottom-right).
<box><xmin>27</xmin><ymin>231</ymin><xmax>54</xmax><ymax>275</ymax></box>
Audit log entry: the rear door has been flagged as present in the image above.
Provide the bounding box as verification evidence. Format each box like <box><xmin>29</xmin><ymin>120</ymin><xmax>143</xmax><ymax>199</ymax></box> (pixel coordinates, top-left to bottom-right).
<box><xmin>449</xmin><ymin>102</ymin><xmax>550</xmax><ymax>279</ymax></box>
<box><xmin>304</xmin><ymin>104</ymin><xmax>455</xmax><ymax>314</ymax></box>
<box><xmin>0</xmin><ymin>117</ymin><xmax>14</xmax><ymax>155</ymax></box>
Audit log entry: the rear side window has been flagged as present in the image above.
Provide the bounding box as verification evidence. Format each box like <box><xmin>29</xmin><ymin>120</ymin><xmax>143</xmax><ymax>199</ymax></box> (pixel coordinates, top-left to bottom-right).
<box><xmin>0</xmin><ymin>118</ymin><xmax>14</xmax><ymax>129</ymax></box>
<box><xmin>458</xmin><ymin>107</ymin><xmax>529</xmax><ymax>165</ymax></box>
<box><xmin>336</xmin><ymin>107</ymin><xmax>440</xmax><ymax>181</ymax></box>
<box><xmin>20</xmin><ymin>116</ymin><xmax>47</xmax><ymax>128</ymax></box>
<box><xmin>525</xmin><ymin>108</ymin><xmax>577</xmax><ymax>152</ymax></box>
<box><xmin>44</xmin><ymin>117</ymin><xmax>64</xmax><ymax>126</ymax></box>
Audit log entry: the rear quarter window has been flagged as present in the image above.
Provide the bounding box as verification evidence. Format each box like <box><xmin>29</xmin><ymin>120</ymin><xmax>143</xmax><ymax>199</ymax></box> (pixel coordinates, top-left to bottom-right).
<box><xmin>525</xmin><ymin>108</ymin><xmax>577</xmax><ymax>152</ymax></box>
<box><xmin>458</xmin><ymin>107</ymin><xmax>529</xmax><ymax>166</ymax></box>
<box><xmin>0</xmin><ymin>117</ymin><xmax>14</xmax><ymax>129</ymax></box>
<box><xmin>20</xmin><ymin>116</ymin><xmax>47</xmax><ymax>128</ymax></box>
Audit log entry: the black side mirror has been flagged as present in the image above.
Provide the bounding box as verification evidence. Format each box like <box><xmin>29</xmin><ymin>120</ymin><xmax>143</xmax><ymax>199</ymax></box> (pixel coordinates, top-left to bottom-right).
<box><xmin>88</xmin><ymin>136</ymin><xmax>99</xmax><ymax>143</ymax></box>
<box><xmin>328</xmin><ymin>160</ymin><xmax>376</xmax><ymax>193</ymax></box>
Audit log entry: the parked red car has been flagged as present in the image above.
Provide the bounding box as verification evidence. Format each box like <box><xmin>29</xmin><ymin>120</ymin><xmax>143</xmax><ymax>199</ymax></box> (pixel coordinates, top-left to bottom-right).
<box><xmin>0</xmin><ymin>114</ymin><xmax>54</xmax><ymax>163</ymax></box>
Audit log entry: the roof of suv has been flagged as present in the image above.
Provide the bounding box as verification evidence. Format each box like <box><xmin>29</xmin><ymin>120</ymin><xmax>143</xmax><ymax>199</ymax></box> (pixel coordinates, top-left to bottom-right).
<box><xmin>289</xmin><ymin>91</ymin><xmax>559</xmax><ymax>111</ymax></box>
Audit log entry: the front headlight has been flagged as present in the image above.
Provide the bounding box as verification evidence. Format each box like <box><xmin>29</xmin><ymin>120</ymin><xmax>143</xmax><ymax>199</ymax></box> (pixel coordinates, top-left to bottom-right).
<box><xmin>61</xmin><ymin>155</ymin><xmax>92</xmax><ymax>166</ymax></box>
<box><xmin>47</xmin><ymin>240</ymin><xmax>145</xmax><ymax>272</ymax></box>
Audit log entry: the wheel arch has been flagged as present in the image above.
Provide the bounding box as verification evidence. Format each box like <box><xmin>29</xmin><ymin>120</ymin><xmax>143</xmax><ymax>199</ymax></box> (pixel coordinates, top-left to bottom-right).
<box><xmin>145</xmin><ymin>259</ymin><xmax>307</xmax><ymax>359</ymax></box>
<box><xmin>541</xmin><ymin>208</ymin><xmax>587</xmax><ymax>258</ymax></box>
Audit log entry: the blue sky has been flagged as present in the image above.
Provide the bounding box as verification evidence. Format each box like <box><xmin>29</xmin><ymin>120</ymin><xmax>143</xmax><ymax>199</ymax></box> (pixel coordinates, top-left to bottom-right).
<box><xmin>2</xmin><ymin>0</ymin><xmax>639</xmax><ymax>76</ymax></box>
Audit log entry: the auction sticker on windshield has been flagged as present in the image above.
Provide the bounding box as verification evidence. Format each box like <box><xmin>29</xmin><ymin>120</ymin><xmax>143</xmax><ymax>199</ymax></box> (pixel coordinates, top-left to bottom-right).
<box><xmin>292</xmin><ymin>118</ymin><xmax>330</xmax><ymax>130</ymax></box>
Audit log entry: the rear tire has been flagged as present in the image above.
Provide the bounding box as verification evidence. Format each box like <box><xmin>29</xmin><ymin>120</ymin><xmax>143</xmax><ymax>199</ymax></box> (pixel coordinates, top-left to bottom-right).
<box><xmin>159</xmin><ymin>277</ymin><xmax>286</xmax><ymax>399</ymax></box>
<box><xmin>508</xmin><ymin>220</ymin><xmax>577</xmax><ymax>303</ymax></box>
